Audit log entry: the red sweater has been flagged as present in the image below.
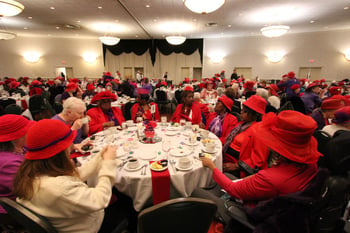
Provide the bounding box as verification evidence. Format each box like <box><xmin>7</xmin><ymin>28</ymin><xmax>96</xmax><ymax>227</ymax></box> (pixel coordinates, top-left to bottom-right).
<box><xmin>171</xmin><ymin>103</ymin><xmax>202</xmax><ymax>124</ymax></box>
<box><xmin>87</xmin><ymin>106</ymin><xmax>125</xmax><ymax>135</ymax></box>
<box><xmin>213</xmin><ymin>162</ymin><xmax>318</xmax><ymax>203</ymax></box>
<box><xmin>131</xmin><ymin>103</ymin><xmax>160</xmax><ymax>122</ymax></box>
<box><xmin>206</xmin><ymin>113</ymin><xmax>238</xmax><ymax>144</ymax></box>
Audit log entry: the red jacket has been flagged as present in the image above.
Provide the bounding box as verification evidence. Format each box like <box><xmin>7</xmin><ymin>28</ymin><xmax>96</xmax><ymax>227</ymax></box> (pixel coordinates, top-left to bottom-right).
<box><xmin>171</xmin><ymin>103</ymin><xmax>202</xmax><ymax>124</ymax></box>
<box><xmin>206</xmin><ymin>112</ymin><xmax>238</xmax><ymax>144</ymax></box>
<box><xmin>213</xmin><ymin>162</ymin><xmax>318</xmax><ymax>204</ymax></box>
<box><xmin>194</xmin><ymin>101</ymin><xmax>210</xmax><ymax>122</ymax></box>
<box><xmin>131</xmin><ymin>102</ymin><xmax>160</xmax><ymax>122</ymax></box>
<box><xmin>87</xmin><ymin>106</ymin><xmax>125</xmax><ymax>135</ymax></box>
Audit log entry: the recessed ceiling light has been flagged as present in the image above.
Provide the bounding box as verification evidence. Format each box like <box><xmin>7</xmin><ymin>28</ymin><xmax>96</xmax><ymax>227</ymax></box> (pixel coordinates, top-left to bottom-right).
<box><xmin>145</xmin><ymin>4</ymin><xmax>150</xmax><ymax>8</ymax></box>
<box><xmin>56</xmin><ymin>26</ymin><xmax>60</xmax><ymax>29</ymax></box>
<box><xmin>98</xmin><ymin>6</ymin><xmax>102</xmax><ymax>9</ymax></box>
<box><xmin>310</xmin><ymin>20</ymin><xmax>315</xmax><ymax>23</ymax></box>
<box><xmin>50</xmin><ymin>6</ymin><xmax>55</xmax><ymax>10</ymax></box>
<box><xmin>28</xmin><ymin>16</ymin><xmax>32</xmax><ymax>19</ymax></box>
<box><xmin>228</xmin><ymin>25</ymin><xmax>231</xmax><ymax>27</ymax></box>
<box><xmin>344</xmin><ymin>6</ymin><xmax>349</xmax><ymax>10</ymax></box>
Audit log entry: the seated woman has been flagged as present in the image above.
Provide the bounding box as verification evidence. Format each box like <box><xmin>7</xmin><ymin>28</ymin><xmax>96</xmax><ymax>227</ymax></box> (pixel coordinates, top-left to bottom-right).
<box><xmin>192</xmin><ymin>110</ymin><xmax>320</xmax><ymax>224</ymax></box>
<box><xmin>87</xmin><ymin>91</ymin><xmax>125</xmax><ymax>134</ymax></box>
<box><xmin>222</xmin><ymin>95</ymin><xmax>267</xmax><ymax>175</ymax></box>
<box><xmin>61</xmin><ymin>82</ymin><xmax>79</xmax><ymax>102</ymax></box>
<box><xmin>13</xmin><ymin>119</ymin><xmax>120</xmax><ymax>233</ymax></box>
<box><xmin>131</xmin><ymin>88</ymin><xmax>160</xmax><ymax>122</ymax></box>
<box><xmin>171</xmin><ymin>86</ymin><xmax>203</xmax><ymax>125</ymax></box>
<box><xmin>0</xmin><ymin>115</ymin><xmax>33</xmax><ymax>224</ymax></box>
<box><xmin>206</xmin><ymin>96</ymin><xmax>238</xmax><ymax>144</ymax></box>
<box><xmin>200</xmin><ymin>81</ymin><xmax>218</xmax><ymax>100</ymax></box>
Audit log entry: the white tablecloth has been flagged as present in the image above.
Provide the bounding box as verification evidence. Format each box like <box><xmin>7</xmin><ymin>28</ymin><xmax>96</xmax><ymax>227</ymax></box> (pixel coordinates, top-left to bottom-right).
<box><xmin>78</xmin><ymin>125</ymin><xmax>222</xmax><ymax>211</ymax></box>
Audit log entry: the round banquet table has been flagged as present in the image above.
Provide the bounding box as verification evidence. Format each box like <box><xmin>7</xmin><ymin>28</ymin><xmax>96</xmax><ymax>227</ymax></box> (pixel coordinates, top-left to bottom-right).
<box><xmin>78</xmin><ymin>124</ymin><xmax>223</xmax><ymax>211</ymax></box>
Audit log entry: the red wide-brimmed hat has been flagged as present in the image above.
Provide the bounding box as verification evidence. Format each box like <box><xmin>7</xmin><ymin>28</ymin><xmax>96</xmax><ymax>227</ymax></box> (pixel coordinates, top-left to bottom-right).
<box><xmin>291</xmin><ymin>84</ymin><xmax>300</xmax><ymax>90</ymax></box>
<box><xmin>25</xmin><ymin>119</ymin><xmax>76</xmax><ymax>160</ymax></box>
<box><xmin>306</xmin><ymin>82</ymin><xmax>320</xmax><ymax>91</ymax></box>
<box><xmin>332</xmin><ymin>106</ymin><xmax>350</xmax><ymax>124</ymax></box>
<box><xmin>10</xmin><ymin>81</ymin><xmax>20</xmax><ymax>89</ymax></box>
<box><xmin>160</xmin><ymin>81</ymin><xmax>167</xmax><ymax>86</ymax></box>
<box><xmin>91</xmin><ymin>91</ymin><xmax>117</xmax><ymax>104</ymax></box>
<box><xmin>266</xmin><ymin>84</ymin><xmax>278</xmax><ymax>96</ymax></box>
<box><xmin>222</xmin><ymin>78</ymin><xmax>227</xmax><ymax>83</ymax></box>
<box><xmin>68</xmin><ymin>78</ymin><xmax>79</xmax><ymax>83</ymax></box>
<box><xmin>104</xmin><ymin>72</ymin><xmax>112</xmax><ymax>77</ymax></box>
<box><xmin>47</xmin><ymin>80</ymin><xmax>54</xmax><ymax>86</ymax></box>
<box><xmin>184</xmin><ymin>77</ymin><xmax>190</xmax><ymax>83</ymax></box>
<box><xmin>321</xmin><ymin>98</ymin><xmax>344</xmax><ymax>110</ymax></box>
<box><xmin>218</xmin><ymin>96</ymin><xmax>233</xmax><ymax>111</ymax></box>
<box><xmin>287</xmin><ymin>71</ymin><xmax>295</xmax><ymax>78</ymax></box>
<box><xmin>30</xmin><ymin>80</ymin><xmax>41</xmax><ymax>86</ymax></box>
<box><xmin>0</xmin><ymin>115</ymin><xmax>35</xmax><ymax>142</ymax></box>
<box><xmin>87</xmin><ymin>83</ymin><xmax>95</xmax><ymax>91</ymax></box>
<box><xmin>255</xmin><ymin>111</ymin><xmax>322</xmax><ymax>164</ymax></box>
<box><xmin>66</xmin><ymin>82</ymin><xmax>78</xmax><ymax>92</ymax></box>
<box><xmin>330</xmin><ymin>95</ymin><xmax>350</xmax><ymax>106</ymax></box>
<box><xmin>244</xmin><ymin>81</ymin><xmax>255</xmax><ymax>90</ymax></box>
<box><xmin>243</xmin><ymin>95</ymin><xmax>267</xmax><ymax>115</ymax></box>
<box><xmin>183</xmin><ymin>86</ymin><xmax>194</xmax><ymax>92</ymax></box>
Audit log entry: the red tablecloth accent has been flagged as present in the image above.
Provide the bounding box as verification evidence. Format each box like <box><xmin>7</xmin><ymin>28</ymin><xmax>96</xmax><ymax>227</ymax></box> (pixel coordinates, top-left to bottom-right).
<box><xmin>70</xmin><ymin>152</ymin><xmax>90</xmax><ymax>159</ymax></box>
<box><xmin>149</xmin><ymin>161</ymin><xmax>170</xmax><ymax>205</ymax></box>
<box><xmin>21</xmin><ymin>99</ymin><xmax>28</xmax><ymax>110</ymax></box>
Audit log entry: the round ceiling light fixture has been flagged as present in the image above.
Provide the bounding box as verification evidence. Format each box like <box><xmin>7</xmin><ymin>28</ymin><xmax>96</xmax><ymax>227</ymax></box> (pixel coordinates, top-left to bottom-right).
<box><xmin>260</xmin><ymin>25</ymin><xmax>290</xmax><ymax>38</ymax></box>
<box><xmin>165</xmin><ymin>36</ymin><xmax>186</xmax><ymax>45</ymax></box>
<box><xmin>0</xmin><ymin>31</ymin><xmax>16</xmax><ymax>40</ymax></box>
<box><xmin>99</xmin><ymin>36</ymin><xmax>120</xmax><ymax>46</ymax></box>
<box><xmin>0</xmin><ymin>0</ymin><xmax>24</xmax><ymax>17</ymax></box>
<box><xmin>183</xmin><ymin>0</ymin><xmax>225</xmax><ymax>14</ymax></box>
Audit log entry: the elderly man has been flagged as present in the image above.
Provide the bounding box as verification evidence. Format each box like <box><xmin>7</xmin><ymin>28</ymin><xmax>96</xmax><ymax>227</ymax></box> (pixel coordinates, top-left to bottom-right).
<box><xmin>51</xmin><ymin>97</ymin><xmax>89</xmax><ymax>143</ymax></box>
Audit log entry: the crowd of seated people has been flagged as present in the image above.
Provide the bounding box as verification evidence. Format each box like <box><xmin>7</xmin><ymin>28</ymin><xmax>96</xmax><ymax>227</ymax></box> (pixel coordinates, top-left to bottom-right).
<box><xmin>0</xmin><ymin>70</ymin><xmax>350</xmax><ymax>233</ymax></box>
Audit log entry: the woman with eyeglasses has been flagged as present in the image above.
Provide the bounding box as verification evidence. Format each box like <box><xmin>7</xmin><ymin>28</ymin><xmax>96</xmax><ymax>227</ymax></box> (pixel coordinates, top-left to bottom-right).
<box><xmin>87</xmin><ymin>91</ymin><xmax>125</xmax><ymax>134</ymax></box>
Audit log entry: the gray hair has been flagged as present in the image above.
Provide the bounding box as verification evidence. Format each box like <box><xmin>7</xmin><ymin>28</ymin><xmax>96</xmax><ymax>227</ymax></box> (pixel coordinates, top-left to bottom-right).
<box><xmin>62</xmin><ymin>97</ymin><xmax>86</xmax><ymax>114</ymax></box>
<box><xmin>193</xmin><ymin>92</ymin><xmax>201</xmax><ymax>101</ymax></box>
<box><xmin>256</xmin><ymin>88</ymin><xmax>269</xmax><ymax>100</ymax></box>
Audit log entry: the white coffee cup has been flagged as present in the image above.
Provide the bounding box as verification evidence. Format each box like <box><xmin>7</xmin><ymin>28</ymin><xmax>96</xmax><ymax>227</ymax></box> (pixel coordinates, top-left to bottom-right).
<box><xmin>178</xmin><ymin>157</ymin><xmax>192</xmax><ymax>169</ymax></box>
<box><xmin>200</xmin><ymin>130</ymin><xmax>209</xmax><ymax>138</ymax></box>
<box><xmin>81</xmin><ymin>117</ymin><xmax>89</xmax><ymax>124</ymax></box>
<box><xmin>127</xmin><ymin>158</ymin><xmax>140</xmax><ymax>169</ymax></box>
<box><xmin>205</xmin><ymin>142</ymin><xmax>216</xmax><ymax>152</ymax></box>
<box><xmin>126</xmin><ymin>120</ymin><xmax>134</xmax><ymax>127</ymax></box>
<box><xmin>121</xmin><ymin>122</ymin><xmax>128</xmax><ymax>129</ymax></box>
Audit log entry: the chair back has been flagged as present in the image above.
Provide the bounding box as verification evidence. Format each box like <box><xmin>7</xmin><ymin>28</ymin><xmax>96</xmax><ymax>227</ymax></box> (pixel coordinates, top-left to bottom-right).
<box><xmin>0</xmin><ymin>198</ymin><xmax>57</xmax><ymax>233</ymax></box>
<box><xmin>175</xmin><ymin>90</ymin><xmax>183</xmax><ymax>104</ymax></box>
<box><xmin>137</xmin><ymin>197</ymin><xmax>217</xmax><ymax>233</ymax></box>
<box><xmin>155</xmin><ymin>90</ymin><xmax>167</xmax><ymax>101</ymax></box>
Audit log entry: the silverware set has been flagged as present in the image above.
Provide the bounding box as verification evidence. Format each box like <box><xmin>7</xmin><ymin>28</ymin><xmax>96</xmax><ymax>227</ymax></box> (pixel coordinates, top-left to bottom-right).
<box><xmin>140</xmin><ymin>164</ymin><xmax>148</xmax><ymax>175</ymax></box>
<box><xmin>169</xmin><ymin>160</ymin><xmax>177</xmax><ymax>173</ymax></box>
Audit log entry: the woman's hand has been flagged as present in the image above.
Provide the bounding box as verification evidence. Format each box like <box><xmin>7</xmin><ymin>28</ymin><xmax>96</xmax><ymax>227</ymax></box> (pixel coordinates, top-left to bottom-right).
<box><xmin>201</xmin><ymin>157</ymin><xmax>216</xmax><ymax>171</ymax></box>
<box><xmin>223</xmin><ymin>162</ymin><xmax>239</xmax><ymax>172</ymax></box>
<box><xmin>73</xmin><ymin>140</ymin><xmax>93</xmax><ymax>153</ymax></box>
<box><xmin>101</xmin><ymin>145</ymin><xmax>118</xmax><ymax>160</ymax></box>
<box><xmin>71</xmin><ymin>119</ymin><xmax>83</xmax><ymax>131</ymax></box>
<box><xmin>102</xmin><ymin>121</ymin><xmax>115</xmax><ymax>129</ymax></box>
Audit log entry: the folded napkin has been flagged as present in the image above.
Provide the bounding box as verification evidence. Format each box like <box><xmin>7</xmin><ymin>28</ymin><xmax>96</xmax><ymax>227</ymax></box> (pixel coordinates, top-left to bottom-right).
<box><xmin>70</xmin><ymin>152</ymin><xmax>91</xmax><ymax>159</ymax></box>
<box><xmin>149</xmin><ymin>161</ymin><xmax>171</xmax><ymax>205</ymax></box>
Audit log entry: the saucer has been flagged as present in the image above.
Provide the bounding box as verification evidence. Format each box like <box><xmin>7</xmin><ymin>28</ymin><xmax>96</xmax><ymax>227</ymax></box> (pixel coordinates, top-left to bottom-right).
<box><xmin>184</xmin><ymin>140</ymin><xmax>199</xmax><ymax>146</ymax></box>
<box><xmin>139</xmin><ymin>153</ymin><xmax>157</xmax><ymax>160</ymax></box>
<box><xmin>165</xmin><ymin>131</ymin><xmax>178</xmax><ymax>136</ymax></box>
<box><xmin>167</xmin><ymin>126</ymin><xmax>179</xmax><ymax>131</ymax></box>
<box><xmin>175</xmin><ymin>163</ymin><xmax>193</xmax><ymax>171</ymax></box>
<box><xmin>201</xmin><ymin>148</ymin><xmax>218</xmax><ymax>154</ymax></box>
<box><xmin>170</xmin><ymin>148</ymin><xmax>191</xmax><ymax>157</ymax></box>
<box><xmin>124</xmin><ymin>163</ymin><xmax>143</xmax><ymax>172</ymax></box>
<box><xmin>150</xmin><ymin>162</ymin><xmax>168</xmax><ymax>172</ymax></box>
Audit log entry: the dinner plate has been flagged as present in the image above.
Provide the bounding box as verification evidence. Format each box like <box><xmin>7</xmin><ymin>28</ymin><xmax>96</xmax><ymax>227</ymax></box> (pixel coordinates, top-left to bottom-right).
<box><xmin>139</xmin><ymin>153</ymin><xmax>157</xmax><ymax>160</ymax></box>
<box><xmin>201</xmin><ymin>148</ymin><xmax>218</xmax><ymax>154</ymax></box>
<box><xmin>150</xmin><ymin>162</ymin><xmax>168</xmax><ymax>172</ymax></box>
<box><xmin>183</xmin><ymin>140</ymin><xmax>199</xmax><ymax>146</ymax></box>
<box><xmin>165</xmin><ymin>131</ymin><xmax>178</xmax><ymax>136</ymax></box>
<box><xmin>175</xmin><ymin>163</ymin><xmax>193</xmax><ymax>171</ymax></box>
<box><xmin>124</xmin><ymin>163</ymin><xmax>143</xmax><ymax>172</ymax></box>
<box><xmin>170</xmin><ymin>148</ymin><xmax>191</xmax><ymax>157</ymax></box>
<box><xmin>167</xmin><ymin>126</ymin><xmax>180</xmax><ymax>131</ymax></box>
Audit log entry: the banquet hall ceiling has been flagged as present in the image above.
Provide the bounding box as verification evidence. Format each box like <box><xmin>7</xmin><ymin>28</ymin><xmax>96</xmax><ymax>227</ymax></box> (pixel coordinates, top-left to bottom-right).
<box><xmin>1</xmin><ymin>0</ymin><xmax>350</xmax><ymax>40</ymax></box>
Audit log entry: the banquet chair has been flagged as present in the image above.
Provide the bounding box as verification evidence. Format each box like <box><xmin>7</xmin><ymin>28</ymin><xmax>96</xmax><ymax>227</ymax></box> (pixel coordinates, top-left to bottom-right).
<box><xmin>137</xmin><ymin>197</ymin><xmax>217</xmax><ymax>233</ymax></box>
<box><xmin>0</xmin><ymin>197</ymin><xmax>57</xmax><ymax>233</ymax></box>
<box><xmin>155</xmin><ymin>90</ymin><xmax>170</xmax><ymax>114</ymax></box>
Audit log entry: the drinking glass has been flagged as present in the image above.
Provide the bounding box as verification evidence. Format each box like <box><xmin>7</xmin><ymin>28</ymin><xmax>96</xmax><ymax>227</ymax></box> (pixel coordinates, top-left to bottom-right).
<box><xmin>161</xmin><ymin>116</ymin><xmax>167</xmax><ymax>126</ymax></box>
<box><xmin>162</xmin><ymin>139</ymin><xmax>171</xmax><ymax>159</ymax></box>
<box><xmin>136</xmin><ymin>117</ymin><xmax>143</xmax><ymax>123</ymax></box>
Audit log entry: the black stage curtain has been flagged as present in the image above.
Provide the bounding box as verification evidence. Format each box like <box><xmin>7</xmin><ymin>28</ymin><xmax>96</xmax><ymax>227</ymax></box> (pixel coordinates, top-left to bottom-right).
<box><xmin>103</xmin><ymin>39</ymin><xmax>203</xmax><ymax>66</ymax></box>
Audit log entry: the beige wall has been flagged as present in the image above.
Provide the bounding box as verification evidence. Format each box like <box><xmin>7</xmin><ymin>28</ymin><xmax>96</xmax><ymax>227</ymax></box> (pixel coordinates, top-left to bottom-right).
<box><xmin>203</xmin><ymin>30</ymin><xmax>350</xmax><ymax>81</ymax></box>
<box><xmin>0</xmin><ymin>30</ymin><xmax>350</xmax><ymax>81</ymax></box>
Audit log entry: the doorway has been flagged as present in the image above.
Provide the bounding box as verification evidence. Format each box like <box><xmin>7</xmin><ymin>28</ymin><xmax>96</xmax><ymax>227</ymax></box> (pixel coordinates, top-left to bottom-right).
<box><xmin>181</xmin><ymin>67</ymin><xmax>190</xmax><ymax>80</ymax></box>
<box><xmin>124</xmin><ymin>67</ymin><xmax>133</xmax><ymax>80</ymax></box>
<box><xmin>193</xmin><ymin>67</ymin><xmax>202</xmax><ymax>81</ymax></box>
<box><xmin>298</xmin><ymin>67</ymin><xmax>322</xmax><ymax>81</ymax></box>
<box><xmin>55</xmin><ymin>67</ymin><xmax>74</xmax><ymax>80</ymax></box>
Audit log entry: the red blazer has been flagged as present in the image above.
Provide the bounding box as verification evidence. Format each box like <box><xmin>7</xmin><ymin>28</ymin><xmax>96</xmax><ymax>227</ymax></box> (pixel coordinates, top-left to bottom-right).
<box><xmin>206</xmin><ymin>112</ymin><xmax>238</xmax><ymax>144</ymax></box>
<box><xmin>213</xmin><ymin>162</ymin><xmax>318</xmax><ymax>204</ymax></box>
<box><xmin>194</xmin><ymin>101</ymin><xmax>210</xmax><ymax>122</ymax></box>
<box><xmin>131</xmin><ymin>102</ymin><xmax>160</xmax><ymax>122</ymax></box>
<box><xmin>171</xmin><ymin>103</ymin><xmax>202</xmax><ymax>124</ymax></box>
<box><xmin>87</xmin><ymin>106</ymin><xmax>125</xmax><ymax>135</ymax></box>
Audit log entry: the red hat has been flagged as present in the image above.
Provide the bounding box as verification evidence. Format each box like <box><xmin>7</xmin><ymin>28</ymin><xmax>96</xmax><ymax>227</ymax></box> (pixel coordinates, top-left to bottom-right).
<box><xmin>282</xmin><ymin>74</ymin><xmax>288</xmax><ymax>78</ymax></box>
<box><xmin>291</xmin><ymin>84</ymin><xmax>301</xmax><ymax>90</ymax></box>
<box><xmin>47</xmin><ymin>80</ymin><xmax>54</xmax><ymax>86</ymax></box>
<box><xmin>23</xmin><ymin>77</ymin><xmax>29</xmax><ymax>81</ymax></box>
<box><xmin>0</xmin><ymin>81</ymin><xmax>4</xmax><ymax>85</ymax></box>
<box><xmin>112</xmin><ymin>79</ymin><xmax>120</xmax><ymax>84</ymax></box>
<box><xmin>287</xmin><ymin>71</ymin><xmax>295</xmax><ymax>78</ymax></box>
<box><xmin>160</xmin><ymin>81</ymin><xmax>167</xmax><ymax>86</ymax></box>
<box><xmin>91</xmin><ymin>91</ymin><xmax>117</xmax><ymax>104</ymax></box>
<box><xmin>106</xmin><ymin>82</ymin><xmax>112</xmax><ymax>86</ymax></box>
<box><xmin>332</xmin><ymin>106</ymin><xmax>350</xmax><ymax>124</ymax></box>
<box><xmin>320</xmin><ymin>79</ymin><xmax>325</xmax><ymax>83</ymax></box>
<box><xmin>306</xmin><ymin>82</ymin><xmax>319</xmax><ymax>91</ymax></box>
<box><xmin>230</xmin><ymin>80</ymin><xmax>238</xmax><ymax>85</ymax></box>
<box><xmin>329</xmin><ymin>86</ymin><xmax>341</xmax><ymax>96</ymax></box>
<box><xmin>221</xmin><ymin>70</ymin><xmax>225</xmax><ymax>73</ymax></box>
<box><xmin>266</xmin><ymin>84</ymin><xmax>278</xmax><ymax>96</ymax></box>
<box><xmin>25</xmin><ymin>119</ymin><xmax>77</xmax><ymax>160</ymax></box>
<box><xmin>10</xmin><ymin>81</ymin><xmax>20</xmax><ymax>89</ymax></box>
<box><xmin>87</xmin><ymin>84</ymin><xmax>95</xmax><ymax>91</ymax></box>
<box><xmin>184</xmin><ymin>77</ymin><xmax>190</xmax><ymax>83</ymax></box>
<box><xmin>244</xmin><ymin>81</ymin><xmax>255</xmax><ymax>90</ymax></box>
<box><xmin>183</xmin><ymin>86</ymin><xmax>194</xmax><ymax>92</ymax></box>
<box><xmin>192</xmin><ymin>79</ymin><xmax>197</xmax><ymax>82</ymax></box>
<box><xmin>338</xmin><ymin>81</ymin><xmax>345</xmax><ymax>86</ymax></box>
<box><xmin>68</xmin><ymin>78</ymin><xmax>79</xmax><ymax>83</ymax></box>
<box><xmin>104</xmin><ymin>72</ymin><xmax>112</xmax><ymax>76</ymax></box>
<box><xmin>30</xmin><ymin>80</ymin><xmax>41</xmax><ymax>86</ymax></box>
<box><xmin>137</xmin><ymin>88</ymin><xmax>149</xmax><ymax>95</ymax></box>
<box><xmin>255</xmin><ymin>111</ymin><xmax>322</xmax><ymax>164</ymax></box>
<box><xmin>66</xmin><ymin>82</ymin><xmax>78</xmax><ymax>92</ymax></box>
<box><xmin>243</xmin><ymin>95</ymin><xmax>267</xmax><ymax>115</ymax></box>
<box><xmin>0</xmin><ymin>115</ymin><xmax>34</xmax><ymax>142</ymax></box>
<box><xmin>299</xmin><ymin>79</ymin><xmax>307</xmax><ymax>85</ymax></box>
<box><xmin>330</xmin><ymin>95</ymin><xmax>350</xmax><ymax>106</ymax></box>
<box><xmin>222</xmin><ymin>78</ymin><xmax>227</xmax><ymax>83</ymax></box>
<box><xmin>218</xmin><ymin>96</ymin><xmax>233</xmax><ymax>111</ymax></box>
<box><xmin>321</xmin><ymin>98</ymin><xmax>345</xmax><ymax>110</ymax></box>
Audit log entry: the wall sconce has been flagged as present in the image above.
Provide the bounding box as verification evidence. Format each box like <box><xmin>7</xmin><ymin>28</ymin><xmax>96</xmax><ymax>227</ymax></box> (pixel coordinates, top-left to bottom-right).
<box><xmin>344</xmin><ymin>50</ymin><xmax>350</xmax><ymax>61</ymax></box>
<box><xmin>83</xmin><ymin>52</ymin><xmax>97</xmax><ymax>63</ymax></box>
<box><xmin>209</xmin><ymin>52</ymin><xmax>225</xmax><ymax>64</ymax></box>
<box><xmin>23</xmin><ymin>52</ymin><xmax>41</xmax><ymax>63</ymax></box>
<box><xmin>266</xmin><ymin>51</ymin><xmax>285</xmax><ymax>63</ymax></box>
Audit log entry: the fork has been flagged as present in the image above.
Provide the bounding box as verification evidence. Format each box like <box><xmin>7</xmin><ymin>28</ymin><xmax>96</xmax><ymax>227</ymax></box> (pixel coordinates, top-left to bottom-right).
<box><xmin>141</xmin><ymin>164</ymin><xmax>147</xmax><ymax>175</ymax></box>
<box><xmin>170</xmin><ymin>160</ymin><xmax>177</xmax><ymax>174</ymax></box>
